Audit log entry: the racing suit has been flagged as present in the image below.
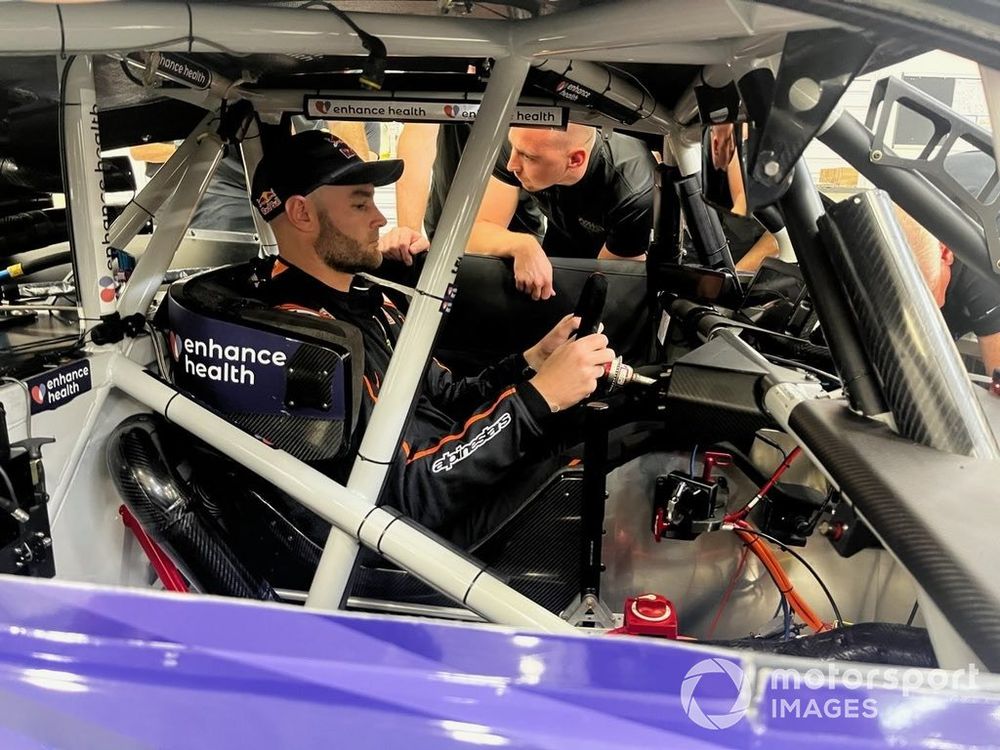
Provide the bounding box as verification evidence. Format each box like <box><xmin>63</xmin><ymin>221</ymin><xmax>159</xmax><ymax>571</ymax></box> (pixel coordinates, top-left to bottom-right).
<box><xmin>250</xmin><ymin>256</ymin><xmax>558</xmax><ymax>546</ymax></box>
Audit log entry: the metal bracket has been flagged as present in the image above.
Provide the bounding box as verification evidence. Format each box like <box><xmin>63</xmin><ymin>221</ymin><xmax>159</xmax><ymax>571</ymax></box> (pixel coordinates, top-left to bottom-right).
<box><xmin>865</xmin><ymin>75</ymin><xmax>1000</xmax><ymax>272</ymax></box>
<box><xmin>744</xmin><ymin>29</ymin><xmax>877</xmax><ymax>211</ymax></box>
<box><xmin>562</xmin><ymin>592</ymin><xmax>616</xmax><ymax>629</ymax></box>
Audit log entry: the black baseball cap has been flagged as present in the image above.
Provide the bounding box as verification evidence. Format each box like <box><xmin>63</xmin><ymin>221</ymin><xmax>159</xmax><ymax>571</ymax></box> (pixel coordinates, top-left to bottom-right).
<box><xmin>251</xmin><ymin>130</ymin><xmax>404</xmax><ymax>222</ymax></box>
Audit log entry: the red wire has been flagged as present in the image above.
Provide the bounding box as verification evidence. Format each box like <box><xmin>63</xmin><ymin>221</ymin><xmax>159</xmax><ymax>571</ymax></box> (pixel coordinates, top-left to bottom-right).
<box><xmin>725</xmin><ymin>446</ymin><xmax>803</xmax><ymax>523</ymax></box>
<box><xmin>707</xmin><ymin>545</ymin><xmax>749</xmax><ymax>639</ymax></box>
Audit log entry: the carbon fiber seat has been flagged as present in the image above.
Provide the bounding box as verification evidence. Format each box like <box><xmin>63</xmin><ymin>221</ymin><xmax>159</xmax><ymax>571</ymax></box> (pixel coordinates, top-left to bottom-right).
<box><xmin>163</xmin><ymin>264</ymin><xmax>365</xmax><ymax>467</ymax></box>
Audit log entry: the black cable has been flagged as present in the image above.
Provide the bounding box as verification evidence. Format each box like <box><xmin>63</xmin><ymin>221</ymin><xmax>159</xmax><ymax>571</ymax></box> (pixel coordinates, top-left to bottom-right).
<box><xmin>753</xmin><ymin>433</ymin><xmax>789</xmax><ymax>459</ymax></box>
<box><xmin>0</xmin><ymin>464</ymin><xmax>19</xmax><ymax>508</ymax></box>
<box><xmin>57</xmin><ymin>56</ymin><xmax>78</xmax><ymax>295</ymax></box>
<box><xmin>737</xmin><ymin>526</ymin><xmax>845</xmax><ymax>627</ymax></box>
<box><xmin>0</xmin><ymin>464</ymin><xmax>23</xmax><ymax>518</ymax></box>
<box><xmin>760</xmin><ymin>352</ymin><xmax>841</xmax><ymax>386</ymax></box>
<box><xmin>906</xmin><ymin>600</ymin><xmax>920</xmax><ymax>626</ymax></box>
<box><xmin>120</xmin><ymin>59</ymin><xmax>147</xmax><ymax>88</ymax></box>
<box><xmin>298</xmin><ymin>1</ymin><xmax>387</xmax><ymax>89</ymax></box>
<box><xmin>299</xmin><ymin>0</ymin><xmax>375</xmax><ymax>42</ymax></box>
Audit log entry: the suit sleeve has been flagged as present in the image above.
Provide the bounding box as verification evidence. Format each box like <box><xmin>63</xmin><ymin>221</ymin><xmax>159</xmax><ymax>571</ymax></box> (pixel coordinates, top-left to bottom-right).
<box><xmin>424</xmin><ymin>352</ymin><xmax>529</xmax><ymax>419</ymax></box>
<box><xmin>387</xmin><ymin>382</ymin><xmax>552</xmax><ymax>533</ymax></box>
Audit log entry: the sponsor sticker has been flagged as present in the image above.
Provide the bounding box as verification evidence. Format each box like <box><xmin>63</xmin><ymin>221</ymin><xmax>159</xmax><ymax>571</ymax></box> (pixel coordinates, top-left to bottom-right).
<box><xmin>304</xmin><ymin>96</ymin><xmax>568</xmax><ymax>128</ymax></box>
<box><xmin>25</xmin><ymin>360</ymin><xmax>92</xmax><ymax>415</ymax></box>
<box><xmin>155</xmin><ymin>54</ymin><xmax>212</xmax><ymax>90</ymax></box>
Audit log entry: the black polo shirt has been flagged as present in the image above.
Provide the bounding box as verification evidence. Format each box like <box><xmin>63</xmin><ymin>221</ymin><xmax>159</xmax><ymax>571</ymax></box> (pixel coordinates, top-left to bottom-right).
<box><xmin>942</xmin><ymin>259</ymin><xmax>1000</xmax><ymax>338</ymax></box>
<box><xmin>425</xmin><ymin>124</ymin><xmax>544</xmax><ymax>242</ymax></box>
<box><xmin>493</xmin><ymin>131</ymin><xmax>655</xmax><ymax>259</ymax></box>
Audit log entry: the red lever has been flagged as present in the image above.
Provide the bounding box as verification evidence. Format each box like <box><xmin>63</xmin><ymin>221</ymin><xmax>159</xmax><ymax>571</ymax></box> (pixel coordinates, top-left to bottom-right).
<box><xmin>701</xmin><ymin>451</ymin><xmax>732</xmax><ymax>483</ymax></box>
<box><xmin>652</xmin><ymin>508</ymin><xmax>668</xmax><ymax>542</ymax></box>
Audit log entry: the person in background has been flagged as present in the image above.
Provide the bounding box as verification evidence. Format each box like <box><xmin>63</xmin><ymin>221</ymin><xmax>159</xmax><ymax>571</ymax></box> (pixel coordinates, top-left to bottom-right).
<box><xmin>469</xmin><ymin>124</ymin><xmax>654</xmax><ymax>300</ymax></box>
<box><xmin>897</xmin><ymin>150</ymin><xmax>1000</xmax><ymax>375</ymax></box>
<box><xmin>384</xmin><ymin>122</ymin><xmax>544</xmax><ymax>267</ymax></box>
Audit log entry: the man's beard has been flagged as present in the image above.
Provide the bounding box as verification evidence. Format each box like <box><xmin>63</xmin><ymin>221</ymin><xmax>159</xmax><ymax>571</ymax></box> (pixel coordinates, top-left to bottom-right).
<box><xmin>315</xmin><ymin>208</ymin><xmax>382</xmax><ymax>274</ymax></box>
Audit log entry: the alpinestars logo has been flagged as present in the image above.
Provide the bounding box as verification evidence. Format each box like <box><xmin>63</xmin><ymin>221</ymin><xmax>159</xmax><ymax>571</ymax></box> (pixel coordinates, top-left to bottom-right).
<box><xmin>432</xmin><ymin>413</ymin><xmax>512</xmax><ymax>473</ymax></box>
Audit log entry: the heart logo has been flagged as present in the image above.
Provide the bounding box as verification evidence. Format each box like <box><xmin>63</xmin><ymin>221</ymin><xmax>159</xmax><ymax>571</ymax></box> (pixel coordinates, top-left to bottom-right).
<box><xmin>315</xmin><ymin>100</ymin><xmax>331</xmax><ymax>115</ymax></box>
<box><xmin>31</xmin><ymin>384</ymin><xmax>45</xmax><ymax>405</ymax></box>
<box><xmin>168</xmin><ymin>332</ymin><xmax>182</xmax><ymax>361</ymax></box>
<box><xmin>444</xmin><ymin>105</ymin><xmax>459</xmax><ymax>118</ymax></box>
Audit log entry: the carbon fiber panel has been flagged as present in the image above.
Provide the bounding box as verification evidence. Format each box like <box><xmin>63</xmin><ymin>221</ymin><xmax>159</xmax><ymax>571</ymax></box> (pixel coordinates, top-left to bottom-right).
<box><xmin>666</xmin><ymin>336</ymin><xmax>774</xmax><ymax>450</ymax></box>
<box><xmin>788</xmin><ymin>398</ymin><xmax>1000</xmax><ymax>671</ymax></box>
<box><xmin>353</xmin><ymin>470</ymin><xmax>587</xmax><ymax>614</ymax></box>
<box><xmin>228</xmin><ymin>412</ymin><xmax>344</xmax><ymax>463</ymax></box>
<box><xmin>822</xmin><ymin>190</ymin><xmax>997</xmax><ymax>457</ymax></box>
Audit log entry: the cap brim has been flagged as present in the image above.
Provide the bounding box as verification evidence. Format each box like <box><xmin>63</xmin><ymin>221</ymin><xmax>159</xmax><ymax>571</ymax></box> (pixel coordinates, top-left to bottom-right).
<box><xmin>336</xmin><ymin>158</ymin><xmax>405</xmax><ymax>188</ymax></box>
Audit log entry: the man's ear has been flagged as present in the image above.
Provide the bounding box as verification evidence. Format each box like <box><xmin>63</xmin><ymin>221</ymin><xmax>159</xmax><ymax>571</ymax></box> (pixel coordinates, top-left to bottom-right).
<box><xmin>282</xmin><ymin>195</ymin><xmax>314</xmax><ymax>231</ymax></box>
<box><xmin>940</xmin><ymin>243</ymin><xmax>955</xmax><ymax>266</ymax></box>
<box><xmin>567</xmin><ymin>147</ymin><xmax>588</xmax><ymax>170</ymax></box>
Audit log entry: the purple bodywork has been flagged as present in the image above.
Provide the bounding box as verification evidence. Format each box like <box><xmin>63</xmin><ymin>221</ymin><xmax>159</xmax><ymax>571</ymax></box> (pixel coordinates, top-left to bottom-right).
<box><xmin>0</xmin><ymin>576</ymin><xmax>996</xmax><ymax>748</ymax></box>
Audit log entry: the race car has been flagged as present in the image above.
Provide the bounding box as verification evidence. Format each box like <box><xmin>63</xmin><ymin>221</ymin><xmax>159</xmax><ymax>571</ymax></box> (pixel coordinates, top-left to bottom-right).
<box><xmin>1</xmin><ymin>0</ymin><xmax>1000</xmax><ymax>746</ymax></box>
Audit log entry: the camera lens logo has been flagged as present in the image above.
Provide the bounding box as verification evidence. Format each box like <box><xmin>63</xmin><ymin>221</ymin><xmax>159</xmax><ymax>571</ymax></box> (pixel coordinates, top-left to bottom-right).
<box><xmin>680</xmin><ymin>658</ymin><xmax>751</xmax><ymax>730</ymax></box>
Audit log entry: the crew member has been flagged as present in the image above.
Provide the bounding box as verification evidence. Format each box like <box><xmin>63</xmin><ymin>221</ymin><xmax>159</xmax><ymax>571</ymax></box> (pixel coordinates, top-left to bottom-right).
<box><xmin>468</xmin><ymin>124</ymin><xmax>656</xmax><ymax>300</ymax></box>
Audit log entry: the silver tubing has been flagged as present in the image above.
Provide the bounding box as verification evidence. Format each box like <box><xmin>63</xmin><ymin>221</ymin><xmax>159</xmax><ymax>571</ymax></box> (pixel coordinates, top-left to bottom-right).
<box><xmin>116</xmin><ymin>131</ymin><xmax>224</xmax><ymax>318</ymax></box>
<box><xmin>116</xmin><ymin>52</ymin><xmax>237</xmax><ymax>105</ymax></box>
<box><xmin>665</xmin><ymin>126</ymin><xmax>703</xmax><ymax>177</ymax></box>
<box><xmin>0</xmin><ymin>2</ymin><xmax>837</xmax><ymax>61</ymax></box>
<box><xmin>110</xmin><ymin>355</ymin><xmax>575</xmax><ymax>633</ymax></box>
<box><xmin>306</xmin><ymin>55</ymin><xmax>531</xmax><ymax>611</ymax></box>
<box><xmin>773</xmin><ymin>227</ymin><xmax>796</xmax><ymax>262</ymax></box>
<box><xmin>238</xmin><ymin>120</ymin><xmax>279</xmax><ymax>256</ymax></box>
<box><xmin>107</xmin><ymin>111</ymin><xmax>216</xmax><ymax>250</ymax></box>
<box><xmin>5</xmin><ymin>3</ymin><xmax>508</xmax><ymax>58</ymax></box>
<box><xmin>61</xmin><ymin>55</ymin><xmax>114</xmax><ymax>322</ymax></box>
<box><xmin>512</xmin><ymin>0</ymin><xmax>836</xmax><ymax>57</ymax></box>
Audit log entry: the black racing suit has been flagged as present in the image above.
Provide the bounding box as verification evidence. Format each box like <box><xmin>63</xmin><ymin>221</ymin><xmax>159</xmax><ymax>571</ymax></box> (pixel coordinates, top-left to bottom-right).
<box><xmin>251</xmin><ymin>256</ymin><xmax>559</xmax><ymax>546</ymax></box>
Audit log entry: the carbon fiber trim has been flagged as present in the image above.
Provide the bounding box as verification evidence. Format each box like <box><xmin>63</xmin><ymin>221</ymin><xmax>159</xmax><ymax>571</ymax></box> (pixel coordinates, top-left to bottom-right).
<box><xmin>353</xmin><ymin>470</ymin><xmax>587</xmax><ymax>614</ymax></box>
<box><xmin>285</xmin><ymin>344</ymin><xmax>340</xmax><ymax>412</ymax></box>
<box><xmin>666</xmin><ymin>336</ymin><xmax>775</xmax><ymax>450</ymax></box>
<box><xmin>228</xmin><ymin>412</ymin><xmax>344</xmax><ymax>463</ymax></box>
<box><xmin>107</xmin><ymin>415</ymin><xmax>278</xmax><ymax>601</ymax></box>
<box><xmin>788</xmin><ymin>398</ymin><xmax>1000</xmax><ymax>671</ymax></box>
<box><xmin>822</xmin><ymin>190</ymin><xmax>997</xmax><ymax>458</ymax></box>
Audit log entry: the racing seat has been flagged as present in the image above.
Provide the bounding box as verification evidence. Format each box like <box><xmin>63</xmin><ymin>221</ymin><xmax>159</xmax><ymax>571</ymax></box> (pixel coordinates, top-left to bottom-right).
<box><xmin>107</xmin><ymin>263</ymin><xmax>593</xmax><ymax>616</ymax></box>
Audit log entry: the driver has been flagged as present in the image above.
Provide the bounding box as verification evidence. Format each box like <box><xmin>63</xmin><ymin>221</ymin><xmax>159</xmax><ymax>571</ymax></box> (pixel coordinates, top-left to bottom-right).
<box><xmin>250</xmin><ymin>130</ymin><xmax>615</xmax><ymax>547</ymax></box>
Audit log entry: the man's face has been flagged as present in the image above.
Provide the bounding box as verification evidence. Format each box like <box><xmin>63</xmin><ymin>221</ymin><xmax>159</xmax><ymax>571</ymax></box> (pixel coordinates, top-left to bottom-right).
<box><xmin>506</xmin><ymin>128</ymin><xmax>576</xmax><ymax>192</ymax></box>
<box><xmin>310</xmin><ymin>184</ymin><xmax>387</xmax><ymax>273</ymax></box>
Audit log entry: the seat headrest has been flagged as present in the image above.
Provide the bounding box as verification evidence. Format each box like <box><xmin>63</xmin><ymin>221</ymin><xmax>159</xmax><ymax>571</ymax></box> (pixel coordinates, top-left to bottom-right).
<box><xmin>163</xmin><ymin>264</ymin><xmax>365</xmax><ymax>464</ymax></box>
